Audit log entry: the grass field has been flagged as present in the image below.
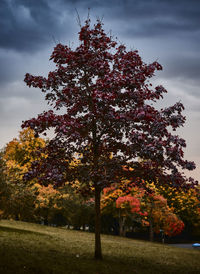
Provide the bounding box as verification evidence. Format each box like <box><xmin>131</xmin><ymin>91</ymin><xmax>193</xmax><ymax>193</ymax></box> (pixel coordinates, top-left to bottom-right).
<box><xmin>0</xmin><ymin>220</ymin><xmax>199</xmax><ymax>274</ymax></box>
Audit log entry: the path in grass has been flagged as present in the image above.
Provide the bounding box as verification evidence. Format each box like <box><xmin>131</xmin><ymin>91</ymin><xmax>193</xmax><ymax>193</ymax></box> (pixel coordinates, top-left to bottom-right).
<box><xmin>0</xmin><ymin>220</ymin><xmax>199</xmax><ymax>274</ymax></box>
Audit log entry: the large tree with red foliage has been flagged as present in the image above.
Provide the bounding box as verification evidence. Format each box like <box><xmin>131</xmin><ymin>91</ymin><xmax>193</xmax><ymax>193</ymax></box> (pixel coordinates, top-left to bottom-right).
<box><xmin>22</xmin><ymin>19</ymin><xmax>197</xmax><ymax>259</ymax></box>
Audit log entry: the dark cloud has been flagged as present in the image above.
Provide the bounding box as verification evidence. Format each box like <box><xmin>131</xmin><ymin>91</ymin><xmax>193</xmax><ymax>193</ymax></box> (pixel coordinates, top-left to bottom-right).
<box><xmin>0</xmin><ymin>0</ymin><xmax>199</xmax><ymax>53</ymax></box>
<box><xmin>123</xmin><ymin>20</ymin><xmax>200</xmax><ymax>39</ymax></box>
<box><xmin>59</xmin><ymin>0</ymin><xmax>200</xmax><ymax>38</ymax></box>
<box><xmin>0</xmin><ymin>50</ymin><xmax>24</xmax><ymax>85</ymax></box>
<box><xmin>164</xmin><ymin>55</ymin><xmax>200</xmax><ymax>84</ymax></box>
<box><xmin>106</xmin><ymin>0</ymin><xmax>200</xmax><ymax>39</ymax></box>
<box><xmin>0</xmin><ymin>0</ymin><xmax>74</xmax><ymax>53</ymax></box>
<box><xmin>0</xmin><ymin>0</ymin><xmax>199</xmax><ymax>88</ymax></box>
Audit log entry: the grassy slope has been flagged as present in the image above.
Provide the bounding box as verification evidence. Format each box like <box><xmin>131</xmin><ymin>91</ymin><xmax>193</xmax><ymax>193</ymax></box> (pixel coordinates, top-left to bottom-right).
<box><xmin>0</xmin><ymin>220</ymin><xmax>199</xmax><ymax>274</ymax></box>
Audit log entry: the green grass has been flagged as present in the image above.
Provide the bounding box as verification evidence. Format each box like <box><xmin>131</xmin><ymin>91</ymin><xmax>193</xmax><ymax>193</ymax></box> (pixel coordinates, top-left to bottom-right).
<box><xmin>0</xmin><ymin>220</ymin><xmax>199</xmax><ymax>274</ymax></box>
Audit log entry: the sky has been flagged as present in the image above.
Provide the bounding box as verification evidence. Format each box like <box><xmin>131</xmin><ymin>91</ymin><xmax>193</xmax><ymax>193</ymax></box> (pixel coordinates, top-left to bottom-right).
<box><xmin>0</xmin><ymin>0</ymin><xmax>200</xmax><ymax>181</ymax></box>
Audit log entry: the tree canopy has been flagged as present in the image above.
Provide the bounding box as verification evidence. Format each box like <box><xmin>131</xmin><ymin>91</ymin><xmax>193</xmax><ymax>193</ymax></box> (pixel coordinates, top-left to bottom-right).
<box><xmin>21</xmin><ymin>19</ymin><xmax>197</xmax><ymax>259</ymax></box>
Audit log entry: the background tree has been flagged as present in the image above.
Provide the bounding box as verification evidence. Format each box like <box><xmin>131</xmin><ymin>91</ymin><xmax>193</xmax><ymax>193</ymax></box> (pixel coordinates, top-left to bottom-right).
<box><xmin>144</xmin><ymin>191</ymin><xmax>184</xmax><ymax>241</ymax></box>
<box><xmin>0</xmin><ymin>150</ymin><xmax>11</xmax><ymax>219</ymax></box>
<box><xmin>34</xmin><ymin>183</ymin><xmax>62</xmax><ymax>225</ymax></box>
<box><xmin>2</xmin><ymin>128</ymin><xmax>46</xmax><ymax>221</ymax></box>
<box><xmin>2</xmin><ymin>128</ymin><xmax>93</xmax><ymax>227</ymax></box>
<box><xmin>158</xmin><ymin>184</ymin><xmax>200</xmax><ymax>237</ymax></box>
<box><xmin>22</xmin><ymin>19</ymin><xmax>197</xmax><ymax>259</ymax></box>
<box><xmin>34</xmin><ymin>183</ymin><xmax>94</xmax><ymax>228</ymax></box>
<box><xmin>101</xmin><ymin>180</ymin><xmax>184</xmax><ymax>240</ymax></box>
<box><xmin>3</xmin><ymin>128</ymin><xmax>46</xmax><ymax>183</ymax></box>
<box><xmin>101</xmin><ymin>182</ymin><xmax>147</xmax><ymax>236</ymax></box>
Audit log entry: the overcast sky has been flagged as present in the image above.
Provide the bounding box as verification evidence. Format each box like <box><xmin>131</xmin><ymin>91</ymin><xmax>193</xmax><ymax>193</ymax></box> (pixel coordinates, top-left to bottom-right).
<box><xmin>0</xmin><ymin>0</ymin><xmax>200</xmax><ymax>181</ymax></box>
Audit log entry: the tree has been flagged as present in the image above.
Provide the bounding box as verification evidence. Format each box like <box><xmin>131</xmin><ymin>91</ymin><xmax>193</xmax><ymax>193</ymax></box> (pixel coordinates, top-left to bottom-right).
<box><xmin>101</xmin><ymin>182</ymin><xmax>147</xmax><ymax>236</ymax></box>
<box><xmin>0</xmin><ymin>150</ymin><xmax>11</xmax><ymax>219</ymax></box>
<box><xmin>34</xmin><ymin>183</ymin><xmax>62</xmax><ymax>225</ymax></box>
<box><xmin>144</xmin><ymin>191</ymin><xmax>184</xmax><ymax>241</ymax></box>
<box><xmin>158</xmin><ymin>184</ymin><xmax>200</xmax><ymax>235</ymax></box>
<box><xmin>3</xmin><ymin>128</ymin><xmax>46</xmax><ymax>184</ymax></box>
<box><xmin>22</xmin><ymin>19</ymin><xmax>197</xmax><ymax>259</ymax></box>
<box><xmin>2</xmin><ymin>128</ymin><xmax>46</xmax><ymax>221</ymax></box>
<box><xmin>101</xmin><ymin>180</ymin><xmax>184</xmax><ymax>240</ymax></box>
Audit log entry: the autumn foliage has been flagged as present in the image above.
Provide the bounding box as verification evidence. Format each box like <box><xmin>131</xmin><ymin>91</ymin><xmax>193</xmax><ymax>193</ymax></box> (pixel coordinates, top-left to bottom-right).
<box><xmin>0</xmin><ymin>128</ymin><xmax>199</xmax><ymax>243</ymax></box>
<box><xmin>3</xmin><ymin>128</ymin><xmax>46</xmax><ymax>183</ymax></box>
<box><xmin>101</xmin><ymin>180</ymin><xmax>185</xmax><ymax>238</ymax></box>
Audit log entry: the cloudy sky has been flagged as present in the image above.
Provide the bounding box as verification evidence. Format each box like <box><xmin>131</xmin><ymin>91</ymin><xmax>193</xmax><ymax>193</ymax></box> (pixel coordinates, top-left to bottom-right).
<box><xmin>0</xmin><ymin>0</ymin><xmax>200</xmax><ymax>181</ymax></box>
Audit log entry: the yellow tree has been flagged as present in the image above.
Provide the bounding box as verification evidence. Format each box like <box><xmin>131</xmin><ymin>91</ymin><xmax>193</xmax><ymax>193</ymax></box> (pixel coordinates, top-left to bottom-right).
<box><xmin>3</xmin><ymin>136</ymin><xmax>94</xmax><ymax>225</ymax></box>
<box><xmin>33</xmin><ymin>183</ymin><xmax>68</xmax><ymax>225</ymax></box>
<box><xmin>4</xmin><ymin>128</ymin><xmax>46</xmax><ymax>183</ymax></box>
<box><xmin>0</xmin><ymin>150</ymin><xmax>11</xmax><ymax>219</ymax></box>
<box><xmin>3</xmin><ymin>128</ymin><xmax>46</xmax><ymax>220</ymax></box>
<box><xmin>158</xmin><ymin>184</ymin><xmax>200</xmax><ymax>235</ymax></box>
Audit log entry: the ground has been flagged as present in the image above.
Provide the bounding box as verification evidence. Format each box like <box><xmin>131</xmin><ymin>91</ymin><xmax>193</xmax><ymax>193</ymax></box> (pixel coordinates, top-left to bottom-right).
<box><xmin>0</xmin><ymin>220</ymin><xmax>199</xmax><ymax>274</ymax></box>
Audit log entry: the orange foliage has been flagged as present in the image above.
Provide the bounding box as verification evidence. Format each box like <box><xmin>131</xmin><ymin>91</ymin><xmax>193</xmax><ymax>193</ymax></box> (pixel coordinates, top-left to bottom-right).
<box><xmin>101</xmin><ymin>179</ymin><xmax>185</xmax><ymax>237</ymax></box>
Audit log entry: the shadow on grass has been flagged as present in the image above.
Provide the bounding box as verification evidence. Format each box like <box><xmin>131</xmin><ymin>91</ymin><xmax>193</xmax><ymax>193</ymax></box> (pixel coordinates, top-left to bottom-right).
<box><xmin>0</xmin><ymin>223</ymin><xmax>200</xmax><ymax>274</ymax></box>
<box><xmin>0</xmin><ymin>239</ymin><xmax>199</xmax><ymax>274</ymax></box>
<box><xmin>0</xmin><ymin>226</ymin><xmax>47</xmax><ymax>236</ymax></box>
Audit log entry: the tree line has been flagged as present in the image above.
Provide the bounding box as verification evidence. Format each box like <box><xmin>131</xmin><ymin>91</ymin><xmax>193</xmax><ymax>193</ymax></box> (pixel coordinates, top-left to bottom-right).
<box><xmin>0</xmin><ymin>128</ymin><xmax>199</xmax><ymax>242</ymax></box>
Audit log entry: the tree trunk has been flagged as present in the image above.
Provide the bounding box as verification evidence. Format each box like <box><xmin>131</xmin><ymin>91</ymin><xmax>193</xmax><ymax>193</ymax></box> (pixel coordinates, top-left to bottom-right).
<box><xmin>94</xmin><ymin>185</ymin><xmax>102</xmax><ymax>260</ymax></box>
<box><xmin>149</xmin><ymin>219</ymin><xmax>154</xmax><ymax>242</ymax></box>
<box><xmin>149</xmin><ymin>200</ymin><xmax>154</xmax><ymax>242</ymax></box>
<box><xmin>119</xmin><ymin>212</ymin><xmax>126</xmax><ymax>237</ymax></box>
<box><xmin>119</xmin><ymin>218</ymin><xmax>123</xmax><ymax>237</ymax></box>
